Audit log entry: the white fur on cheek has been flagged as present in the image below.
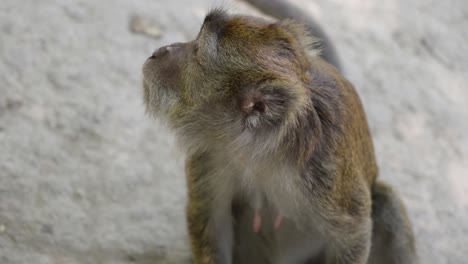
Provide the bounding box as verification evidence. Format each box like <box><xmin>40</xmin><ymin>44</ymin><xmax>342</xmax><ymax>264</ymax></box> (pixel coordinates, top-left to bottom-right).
<box><xmin>142</xmin><ymin>67</ymin><xmax>178</xmax><ymax>119</ymax></box>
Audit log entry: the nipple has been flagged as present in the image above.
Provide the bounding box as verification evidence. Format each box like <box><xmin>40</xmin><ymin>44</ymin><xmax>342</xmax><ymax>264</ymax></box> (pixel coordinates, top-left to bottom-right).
<box><xmin>252</xmin><ymin>209</ymin><xmax>282</xmax><ymax>233</ymax></box>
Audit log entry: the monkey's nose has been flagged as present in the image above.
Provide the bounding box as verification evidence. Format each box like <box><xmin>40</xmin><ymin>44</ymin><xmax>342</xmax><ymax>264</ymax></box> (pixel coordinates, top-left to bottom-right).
<box><xmin>150</xmin><ymin>46</ymin><xmax>169</xmax><ymax>59</ymax></box>
<box><xmin>149</xmin><ymin>42</ymin><xmax>184</xmax><ymax>59</ymax></box>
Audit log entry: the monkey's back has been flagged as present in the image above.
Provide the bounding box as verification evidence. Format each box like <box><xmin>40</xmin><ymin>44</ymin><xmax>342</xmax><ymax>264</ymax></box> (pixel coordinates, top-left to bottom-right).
<box><xmin>307</xmin><ymin>57</ymin><xmax>378</xmax><ymax>192</ymax></box>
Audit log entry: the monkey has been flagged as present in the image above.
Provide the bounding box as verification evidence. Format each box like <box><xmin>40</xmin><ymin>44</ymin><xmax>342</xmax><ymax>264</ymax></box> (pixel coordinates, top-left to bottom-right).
<box><xmin>142</xmin><ymin>6</ymin><xmax>418</xmax><ymax>264</ymax></box>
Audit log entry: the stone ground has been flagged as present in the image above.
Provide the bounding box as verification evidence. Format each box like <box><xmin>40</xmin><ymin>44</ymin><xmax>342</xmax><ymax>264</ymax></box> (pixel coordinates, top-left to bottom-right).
<box><xmin>0</xmin><ymin>0</ymin><xmax>467</xmax><ymax>263</ymax></box>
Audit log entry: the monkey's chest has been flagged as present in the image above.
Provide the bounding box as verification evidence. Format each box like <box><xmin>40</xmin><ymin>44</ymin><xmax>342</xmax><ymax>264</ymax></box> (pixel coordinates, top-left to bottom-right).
<box><xmin>230</xmin><ymin>164</ymin><xmax>304</xmax><ymax>219</ymax></box>
<box><xmin>210</xmin><ymin>157</ymin><xmax>324</xmax><ymax>263</ymax></box>
<box><xmin>231</xmin><ymin>199</ymin><xmax>324</xmax><ymax>264</ymax></box>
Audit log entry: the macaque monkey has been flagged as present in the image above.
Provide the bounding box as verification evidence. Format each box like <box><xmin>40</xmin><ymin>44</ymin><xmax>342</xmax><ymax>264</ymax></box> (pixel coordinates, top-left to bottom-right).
<box><xmin>142</xmin><ymin>5</ymin><xmax>418</xmax><ymax>264</ymax></box>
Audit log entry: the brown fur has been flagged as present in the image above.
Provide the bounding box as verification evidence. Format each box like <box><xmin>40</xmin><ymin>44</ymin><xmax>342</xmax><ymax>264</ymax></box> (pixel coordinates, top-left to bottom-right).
<box><xmin>142</xmin><ymin>8</ymin><xmax>418</xmax><ymax>264</ymax></box>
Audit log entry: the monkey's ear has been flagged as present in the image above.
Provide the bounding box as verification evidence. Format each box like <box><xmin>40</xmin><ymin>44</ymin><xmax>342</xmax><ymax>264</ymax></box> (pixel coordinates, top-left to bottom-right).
<box><xmin>242</xmin><ymin>99</ymin><xmax>266</xmax><ymax>114</ymax></box>
<box><xmin>241</xmin><ymin>87</ymin><xmax>290</xmax><ymax>117</ymax></box>
<box><xmin>241</xmin><ymin>89</ymin><xmax>263</xmax><ymax>115</ymax></box>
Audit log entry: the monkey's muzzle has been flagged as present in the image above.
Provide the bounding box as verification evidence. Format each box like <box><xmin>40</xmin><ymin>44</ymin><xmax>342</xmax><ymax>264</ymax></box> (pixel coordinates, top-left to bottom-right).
<box><xmin>142</xmin><ymin>41</ymin><xmax>186</xmax><ymax>100</ymax></box>
<box><xmin>148</xmin><ymin>42</ymin><xmax>185</xmax><ymax>60</ymax></box>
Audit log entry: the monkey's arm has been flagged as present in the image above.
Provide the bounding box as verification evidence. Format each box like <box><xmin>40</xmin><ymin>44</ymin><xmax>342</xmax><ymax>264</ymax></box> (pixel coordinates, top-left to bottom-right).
<box><xmin>185</xmin><ymin>153</ymin><xmax>234</xmax><ymax>264</ymax></box>
<box><xmin>243</xmin><ymin>0</ymin><xmax>342</xmax><ymax>71</ymax></box>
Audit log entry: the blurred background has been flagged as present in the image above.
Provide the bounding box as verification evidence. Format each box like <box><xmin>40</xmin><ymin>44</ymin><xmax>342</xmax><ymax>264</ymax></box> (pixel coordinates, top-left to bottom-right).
<box><xmin>0</xmin><ymin>0</ymin><xmax>467</xmax><ymax>263</ymax></box>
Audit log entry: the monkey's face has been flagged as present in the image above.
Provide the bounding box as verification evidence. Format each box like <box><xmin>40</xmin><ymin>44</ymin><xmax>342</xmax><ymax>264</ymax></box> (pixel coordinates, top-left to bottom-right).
<box><xmin>143</xmin><ymin>9</ymin><xmax>317</xmax><ymax>156</ymax></box>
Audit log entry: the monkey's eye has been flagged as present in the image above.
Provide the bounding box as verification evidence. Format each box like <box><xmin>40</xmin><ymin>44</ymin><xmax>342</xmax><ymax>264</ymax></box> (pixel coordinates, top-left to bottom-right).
<box><xmin>193</xmin><ymin>45</ymin><xmax>199</xmax><ymax>55</ymax></box>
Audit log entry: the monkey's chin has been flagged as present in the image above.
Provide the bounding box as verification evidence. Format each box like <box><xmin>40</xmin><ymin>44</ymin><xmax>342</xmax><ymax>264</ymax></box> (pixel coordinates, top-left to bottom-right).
<box><xmin>142</xmin><ymin>59</ymin><xmax>155</xmax><ymax>80</ymax></box>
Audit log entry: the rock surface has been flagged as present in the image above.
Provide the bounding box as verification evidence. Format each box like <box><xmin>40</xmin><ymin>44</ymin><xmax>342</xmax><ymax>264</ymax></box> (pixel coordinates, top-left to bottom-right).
<box><xmin>0</xmin><ymin>0</ymin><xmax>467</xmax><ymax>263</ymax></box>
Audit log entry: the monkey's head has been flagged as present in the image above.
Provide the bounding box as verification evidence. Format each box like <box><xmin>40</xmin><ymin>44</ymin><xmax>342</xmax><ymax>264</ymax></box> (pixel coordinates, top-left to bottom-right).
<box><xmin>143</xmin><ymin>9</ymin><xmax>322</xmax><ymax>162</ymax></box>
